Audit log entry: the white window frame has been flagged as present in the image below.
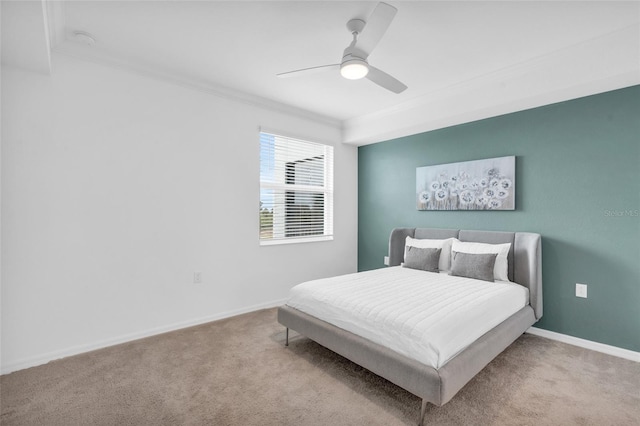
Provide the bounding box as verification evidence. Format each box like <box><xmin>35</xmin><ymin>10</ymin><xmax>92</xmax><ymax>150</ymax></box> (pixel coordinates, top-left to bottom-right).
<box><xmin>259</xmin><ymin>131</ymin><xmax>334</xmax><ymax>246</ymax></box>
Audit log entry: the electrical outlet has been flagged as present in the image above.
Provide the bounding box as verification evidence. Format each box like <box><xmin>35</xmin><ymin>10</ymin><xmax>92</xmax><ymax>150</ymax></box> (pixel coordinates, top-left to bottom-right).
<box><xmin>384</xmin><ymin>256</ymin><xmax>390</xmax><ymax>266</ymax></box>
<box><xmin>576</xmin><ymin>283</ymin><xmax>587</xmax><ymax>298</ymax></box>
<box><xmin>194</xmin><ymin>271</ymin><xmax>202</xmax><ymax>284</ymax></box>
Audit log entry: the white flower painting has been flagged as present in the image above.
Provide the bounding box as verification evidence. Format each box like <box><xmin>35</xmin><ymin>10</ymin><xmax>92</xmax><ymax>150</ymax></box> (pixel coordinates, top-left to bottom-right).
<box><xmin>416</xmin><ymin>156</ymin><xmax>515</xmax><ymax>210</ymax></box>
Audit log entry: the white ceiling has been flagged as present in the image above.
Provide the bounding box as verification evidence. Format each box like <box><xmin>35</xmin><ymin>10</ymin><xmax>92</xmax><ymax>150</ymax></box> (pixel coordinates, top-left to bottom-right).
<box><xmin>3</xmin><ymin>1</ymin><xmax>639</xmax><ymax>145</ymax></box>
<box><xmin>1</xmin><ymin>0</ymin><xmax>51</xmax><ymax>74</ymax></box>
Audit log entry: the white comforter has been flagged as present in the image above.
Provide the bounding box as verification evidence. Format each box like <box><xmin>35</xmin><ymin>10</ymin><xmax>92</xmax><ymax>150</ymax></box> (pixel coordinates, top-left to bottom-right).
<box><xmin>286</xmin><ymin>266</ymin><xmax>529</xmax><ymax>369</ymax></box>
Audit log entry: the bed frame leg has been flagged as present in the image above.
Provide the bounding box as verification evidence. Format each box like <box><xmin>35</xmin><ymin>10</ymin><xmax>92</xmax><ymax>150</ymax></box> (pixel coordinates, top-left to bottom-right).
<box><xmin>285</xmin><ymin>328</ymin><xmax>289</xmax><ymax>346</ymax></box>
<box><xmin>418</xmin><ymin>399</ymin><xmax>428</xmax><ymax>426</ymax></box>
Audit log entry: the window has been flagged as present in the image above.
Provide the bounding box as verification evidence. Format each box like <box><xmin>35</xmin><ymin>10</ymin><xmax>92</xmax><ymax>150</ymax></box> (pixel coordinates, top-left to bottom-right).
<box><xmin>259</xmin><ymin>132</ymin><xmax>333</xmax><ymax>245</ymax></box>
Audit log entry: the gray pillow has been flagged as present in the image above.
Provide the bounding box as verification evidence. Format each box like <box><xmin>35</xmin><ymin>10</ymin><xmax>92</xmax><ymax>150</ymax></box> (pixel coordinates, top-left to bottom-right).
<box><xmin>403</xmin><ymin>247</ymin><xmax>441</xmax><ymax>272</ymax></box>
<box><xmin>450</xmin><ymin>251</ymin><xmax>497</xmax><ymax>282</ymax></box>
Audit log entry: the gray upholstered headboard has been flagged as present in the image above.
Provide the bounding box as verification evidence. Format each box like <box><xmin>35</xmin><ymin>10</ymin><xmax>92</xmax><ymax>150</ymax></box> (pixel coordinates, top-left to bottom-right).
<box><xmin>388</xmin><ymin>228</ymin><xmax>542</xmax><ymax>320</ymax></box>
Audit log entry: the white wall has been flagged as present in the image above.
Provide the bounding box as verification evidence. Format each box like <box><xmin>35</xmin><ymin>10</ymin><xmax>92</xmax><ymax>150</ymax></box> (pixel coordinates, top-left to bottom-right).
<box><xmin>0</xmin><ymin>54</ymin><xmax>358</xmax><ymax>373</ymax></box>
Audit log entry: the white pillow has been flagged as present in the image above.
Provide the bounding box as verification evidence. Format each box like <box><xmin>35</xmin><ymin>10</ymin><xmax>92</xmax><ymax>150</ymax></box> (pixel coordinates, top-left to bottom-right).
<box><xmin>405</xmin><ymin>236</ymin><xmax>456</xmax><ymax>272</ymax></box>
<box><xmin>451</xmin><ymin>240</ymin><xmax>511</xmax><ymax>281</ymax></box>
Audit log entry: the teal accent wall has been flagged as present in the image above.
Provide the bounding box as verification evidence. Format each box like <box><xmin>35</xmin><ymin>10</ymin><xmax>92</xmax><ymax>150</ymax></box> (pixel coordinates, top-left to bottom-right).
<box><xmin>358</xmin><ymin>86</ymin><xmax>640</xmax><ymax>352</ymax></box>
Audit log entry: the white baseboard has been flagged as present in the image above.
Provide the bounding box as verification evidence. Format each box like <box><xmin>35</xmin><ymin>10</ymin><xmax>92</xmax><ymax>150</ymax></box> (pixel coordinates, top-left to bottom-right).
<box><xmin>1</xmin><ymin>298</ymin><xmax>287</xmax><ymax>375</ymax></box>
<box><xmin>526</xmin><ymin>327</ymin><xmax>640</xmax><ymax>363</ymax></box>
<box><xmin>5</xmin><ymin>309</ymin><xmax>636</xmax><ymax>375</ymax></box>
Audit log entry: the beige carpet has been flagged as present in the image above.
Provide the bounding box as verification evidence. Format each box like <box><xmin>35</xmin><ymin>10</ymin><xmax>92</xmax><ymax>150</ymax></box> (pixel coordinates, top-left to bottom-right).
<box><xmin>1</xmin><ymin>308</ymin><xmax>639</xmax><ymax>425</ymax></box>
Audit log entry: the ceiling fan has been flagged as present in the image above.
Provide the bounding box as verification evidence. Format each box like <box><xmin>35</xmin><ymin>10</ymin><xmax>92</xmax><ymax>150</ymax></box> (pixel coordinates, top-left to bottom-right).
<box><xmin>277</xmin><ymin>2</ymin><xmax>407</xmax><ymax>94</ymax></box>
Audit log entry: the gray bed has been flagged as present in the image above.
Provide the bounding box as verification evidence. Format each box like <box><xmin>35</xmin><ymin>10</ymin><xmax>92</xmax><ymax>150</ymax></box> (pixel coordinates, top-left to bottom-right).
<box><xmin>278</xmin><ymin>227</ymin><xmax>542</xmax><ymax>425</ymax></box>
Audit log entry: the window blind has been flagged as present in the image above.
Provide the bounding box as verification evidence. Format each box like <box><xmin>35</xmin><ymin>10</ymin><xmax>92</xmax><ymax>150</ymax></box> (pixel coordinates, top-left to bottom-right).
<box><xmin>260</xmin><ymin>132</ymin><xmax>334</xmax><ymax>244</ymax></box>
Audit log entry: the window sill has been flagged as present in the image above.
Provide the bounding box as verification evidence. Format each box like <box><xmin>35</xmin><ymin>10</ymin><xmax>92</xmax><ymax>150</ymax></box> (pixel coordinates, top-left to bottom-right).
<box><xmin>260</xmin><ymin>235</ymin><xmax>333</xmax><ymax>246</ymax></box>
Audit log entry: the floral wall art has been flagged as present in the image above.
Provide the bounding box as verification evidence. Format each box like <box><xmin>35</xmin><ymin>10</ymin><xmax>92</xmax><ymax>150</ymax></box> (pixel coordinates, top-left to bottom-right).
<box><xmin>416</xmin><ymin>156</ymin><xmax>515</xmax><ymax>210</ymax></box>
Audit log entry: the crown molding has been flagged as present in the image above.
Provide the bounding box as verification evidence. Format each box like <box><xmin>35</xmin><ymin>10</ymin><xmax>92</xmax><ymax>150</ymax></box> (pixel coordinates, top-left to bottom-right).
<box><xmin>50</xmin><ymin>44</ymin><xmax>342</xmax><ymax>130</ymax></box>
<box><xmin>35</xmin><ymin>3</ymin><xmax>640</xmax><ymax>146</ymax></box>
<box><xmin>343</xmin><ymin>24</ymin><xmax>640</xmax><ymax>146</ymax></box>
<box><xmin>44</xmin><ymin>0</ymin><xmax>65</xmax><ymax>50</ymax></box>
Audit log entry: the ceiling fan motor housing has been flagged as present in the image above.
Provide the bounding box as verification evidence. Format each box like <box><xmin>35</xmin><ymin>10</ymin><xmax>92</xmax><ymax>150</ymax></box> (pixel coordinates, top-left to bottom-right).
<box><xmin>277</xmin><ymin>2</ymin><xmax>406</xmax><ymax>93</ymax></box>
<box><xmin>340</xmin><ymin>19</ymin><xmax>370</xmax><ymax>79</ymax></box>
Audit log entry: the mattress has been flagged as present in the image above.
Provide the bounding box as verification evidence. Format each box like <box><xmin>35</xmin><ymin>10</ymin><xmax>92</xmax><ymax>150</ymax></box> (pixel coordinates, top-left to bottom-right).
<box><xmin>286</xmin><ymin>266</ymin><xmax>529</xmax><ymax>369</ymax></box>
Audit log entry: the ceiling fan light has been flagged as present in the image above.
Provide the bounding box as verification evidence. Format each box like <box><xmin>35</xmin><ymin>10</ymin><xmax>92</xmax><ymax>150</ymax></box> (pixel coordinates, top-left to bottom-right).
<box><xmin>340</xmin><ymin>59</ymin><xmax>369</xmax><ymax>80</ymax></box>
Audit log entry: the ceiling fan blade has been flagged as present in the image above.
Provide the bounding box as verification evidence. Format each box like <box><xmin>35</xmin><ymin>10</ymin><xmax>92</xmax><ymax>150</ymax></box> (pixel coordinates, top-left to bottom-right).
<box><xmin>366</xmin><ymin>65</ymin><xmax>407</xmax><ymax>94</ymax></box>
<box><xmin>356</xmin><ymin>2</ymin><xmax>397</xmax><ymax>57</ymax></box>
<box><xmin>277</xmin><ymin>64</ymin><xmax>340</xmax><ymax>78</ymax></box>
